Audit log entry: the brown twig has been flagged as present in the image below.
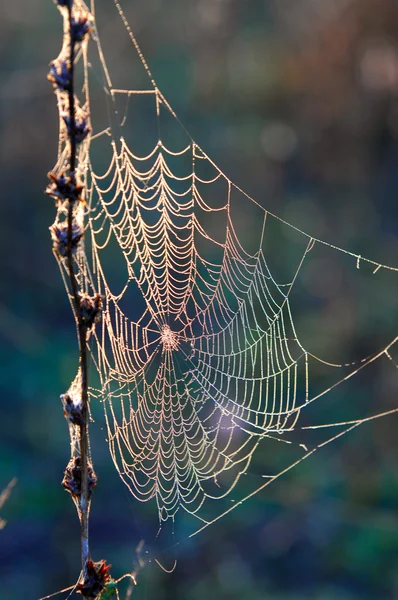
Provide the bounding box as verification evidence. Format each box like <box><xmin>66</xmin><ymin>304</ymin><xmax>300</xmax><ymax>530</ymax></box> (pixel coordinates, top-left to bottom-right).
<box><xmin>65</xmin><ymin>2</ymin><xmax>90</xmax><ymax>585</ymax></box>
<box><xmin>47</xmin><ymin>1</ymin><xmax>96</xmax><ymax>597</ymax></box>
<box><xmin>0</xmin><ymin>478</ymin><xmax>17</xmax><ymax>530</ymax></box>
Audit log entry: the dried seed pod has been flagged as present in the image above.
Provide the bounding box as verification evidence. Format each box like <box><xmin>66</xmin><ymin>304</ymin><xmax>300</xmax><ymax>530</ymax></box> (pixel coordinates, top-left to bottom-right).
<box><xmin>77</xmin><ymin>559</ymin><xmax>112</xmax><ymax>598</ymax></box>
<box><xmin>61</xmin><ymin>392</ymin><xmax>84</xmax><ymax>426</ymax></box>
<box><xmin>62</xmin><ymin>457</ymin><xmax>97</xmax><ymax>498</ymax></box>
<box><xmin>62</xmin><ymin>112</ymin><xmax>91</xmax><ymax>144</ymax></box>
<box><xmin>46</xmin><ymin>171</ymin><xmax>70</xmax><ymax>203</ymax></box>
<box><xmin>48</xmin><ymin>59</ymin><xmax>71</xmax><ymax>91</ymax></box>
<box><xmin>46</xmin><ymin>171</ymin><xmax>84</xmax><ymax>204</ymax></box>
<box><xmin>50</xmin><ymin>220</ymin><xmax>83</xmax><ymax>256</ymax></box>
<box><xmin>79</xmin><ymin>293</ymin><xmax>104</xmax><ymax>329</ymax></box>
<box><xmin>71</xmin><ymin>14</ymin><xmax>92</xmax><ymax>43</ymax></box>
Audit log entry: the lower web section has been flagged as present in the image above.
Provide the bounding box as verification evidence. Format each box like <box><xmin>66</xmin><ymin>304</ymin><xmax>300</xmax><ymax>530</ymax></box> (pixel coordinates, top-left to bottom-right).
<box><xmin>123</xmin><ymin>346</ymin><xmax>398</xmax><ymax>564</ymax></box>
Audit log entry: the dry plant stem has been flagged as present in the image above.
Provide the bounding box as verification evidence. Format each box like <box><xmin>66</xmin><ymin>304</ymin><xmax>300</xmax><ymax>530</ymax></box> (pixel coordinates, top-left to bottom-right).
<box><xmin>65</xmin><ymin>3</ymin><xmax>90</xmax><ymax>590</ymax></box>
<box><xmin>0</xmin><ymin>478</ymin><xmax>17</xmax><ymax>530</ymax></box>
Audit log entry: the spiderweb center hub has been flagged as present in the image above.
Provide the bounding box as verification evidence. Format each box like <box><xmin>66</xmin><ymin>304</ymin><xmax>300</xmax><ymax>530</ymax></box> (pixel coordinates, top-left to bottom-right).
<box><xmin>161</xmin><ymin>325</ymin><xmax>179</xmax><ymax>352</ymax></box>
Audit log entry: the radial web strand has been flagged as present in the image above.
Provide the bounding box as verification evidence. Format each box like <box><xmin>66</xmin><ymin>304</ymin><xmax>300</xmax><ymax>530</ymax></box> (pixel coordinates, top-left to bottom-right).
<box><xmin>52</xmin><ymin>0</ymin><xmax>398</xmax><ymax>533</ymax></box>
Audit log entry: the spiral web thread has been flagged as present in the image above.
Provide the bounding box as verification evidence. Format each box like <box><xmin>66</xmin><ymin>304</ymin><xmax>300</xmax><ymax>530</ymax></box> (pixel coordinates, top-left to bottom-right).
<box><xmin>54</xmin><ymin>0</ymin><xmax>398</xmax><ymax>532</ymax></box>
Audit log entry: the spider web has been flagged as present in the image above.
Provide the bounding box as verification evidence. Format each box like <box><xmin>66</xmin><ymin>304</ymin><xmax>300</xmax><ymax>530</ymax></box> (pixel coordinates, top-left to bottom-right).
<box><xmin>53</xmin><ymin>0</ymin><xmax>398</xmax><ymax>535</ymax></box>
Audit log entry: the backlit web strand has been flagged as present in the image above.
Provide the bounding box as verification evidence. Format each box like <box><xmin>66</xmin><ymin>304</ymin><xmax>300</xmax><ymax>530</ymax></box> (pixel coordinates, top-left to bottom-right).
<box><xmin>87</xmin><ymin>135</ymin><xmax>315</xmax><ymax>519</ymax></box>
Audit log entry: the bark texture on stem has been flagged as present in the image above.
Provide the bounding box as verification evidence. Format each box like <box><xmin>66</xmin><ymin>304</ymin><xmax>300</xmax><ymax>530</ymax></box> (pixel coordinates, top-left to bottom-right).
<box><xmin>47</xmin><ymin>1</ymin><xmax>96</xmax><ymax>597</ymax></box>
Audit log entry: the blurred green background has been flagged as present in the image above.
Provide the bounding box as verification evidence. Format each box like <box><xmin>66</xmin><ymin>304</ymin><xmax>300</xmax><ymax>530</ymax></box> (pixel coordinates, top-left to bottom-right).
<box><xmin>1</xmin><ymin>0</ymin><xmax>398</xmax><ymax>598</ymax></box>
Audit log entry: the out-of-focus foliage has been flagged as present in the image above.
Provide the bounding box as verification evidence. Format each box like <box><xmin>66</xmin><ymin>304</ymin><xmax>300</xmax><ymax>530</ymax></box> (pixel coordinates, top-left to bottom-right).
<box><xmin>0</xmin><ymin>0</ymin><xmax>398</xmax><ymax>599</ymax></box>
